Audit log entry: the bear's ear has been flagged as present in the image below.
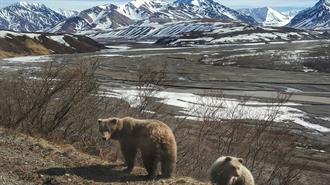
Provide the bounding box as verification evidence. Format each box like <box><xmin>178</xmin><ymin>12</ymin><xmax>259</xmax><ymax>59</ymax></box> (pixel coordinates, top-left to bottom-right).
<box><xmin>238</xmin><ymin>158</ymin><xmax>244</xmax><ymax>164</ymax></box>
<box><xmin>225</xmin><ymin>156</ymin><xmax>232</xmax><ymax>162</ymax></box>
<box><xmin>98</xmin><ymin>119</ymin><xmax>103</xmax><ymax>124</ymax></box>
<box><xmin>110</xmin><ymin>118</ymin><xmax>119</xmax><ymax>124</ymax></box>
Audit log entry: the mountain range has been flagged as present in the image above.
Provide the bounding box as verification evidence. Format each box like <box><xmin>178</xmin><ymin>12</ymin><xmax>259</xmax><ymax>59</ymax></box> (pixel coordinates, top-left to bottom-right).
<box><xmin>0</xmin><ymin>0</ymin><xmax>329</xmax><ymax>36</ymax></box>
<box><xmin>0</xmin><ymin>0</ymin><xmax>258</xmax><ymax>33</ymax></box>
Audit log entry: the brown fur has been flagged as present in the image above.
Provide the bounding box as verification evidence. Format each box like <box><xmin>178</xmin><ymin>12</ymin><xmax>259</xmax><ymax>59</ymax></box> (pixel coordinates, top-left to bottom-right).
<box><xmin>98</xmin><ymin>117</ymin><xmax>177</xmax><ymax>179</ymax></box>
<box><xmin>209</xmin><ymin>156</ymin><xmax>255</xmax><ymax>185</ymax></box>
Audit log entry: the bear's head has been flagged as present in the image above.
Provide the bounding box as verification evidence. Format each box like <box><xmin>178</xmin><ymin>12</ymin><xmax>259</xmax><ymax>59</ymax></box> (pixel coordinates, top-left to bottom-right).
<box><xmin>217</xmin><ymin>156</ymin><xmax>244</xmax><ymax>178</ymax></box>
<box><xmin>98</xmin><ymin>117</ymin><xmax>121</xmax><ymax>141</ymax></box>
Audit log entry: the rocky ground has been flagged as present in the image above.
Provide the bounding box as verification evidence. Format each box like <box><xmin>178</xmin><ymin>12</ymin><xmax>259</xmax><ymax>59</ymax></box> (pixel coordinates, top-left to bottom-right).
<box><xmin>0</xmin><ymin>128</ymin><xmax>206</xmax><ymax>185</ymax></box>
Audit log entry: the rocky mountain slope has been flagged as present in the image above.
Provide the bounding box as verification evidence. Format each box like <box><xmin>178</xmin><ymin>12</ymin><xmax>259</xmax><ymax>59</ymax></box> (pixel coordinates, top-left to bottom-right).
<box><xmin>288</xmin><ymin>0</ymin><xmax>330</xmax><ymax>30</ymax></box>
<box><xmin>0</xmin><ymin>2</ymin><xmax>66</xmax><ymax>32</ymax></box>
<box><xmin>238</xmin><ymin>7</ymin><xmax>291</xmax><ymax>27</ymax></box>
<box><xmin>0</xmin><ymin>31</ymin><xmax>106</xmax><ymax>58</ymax></box>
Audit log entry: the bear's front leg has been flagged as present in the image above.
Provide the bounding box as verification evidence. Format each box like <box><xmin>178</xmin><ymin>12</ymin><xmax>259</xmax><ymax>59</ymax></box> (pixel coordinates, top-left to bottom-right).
<box><xmin>121</xmin><ymin>145</ymin><xmax>137</xmax><ymax>173</ymax></box>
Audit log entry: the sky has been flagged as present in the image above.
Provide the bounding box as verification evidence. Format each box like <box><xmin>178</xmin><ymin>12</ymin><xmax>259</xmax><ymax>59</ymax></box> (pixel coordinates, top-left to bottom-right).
<box><xmin>0</xmin><ymin>0</ymin><xmax>319</xmax><ymax>11</ymax></box>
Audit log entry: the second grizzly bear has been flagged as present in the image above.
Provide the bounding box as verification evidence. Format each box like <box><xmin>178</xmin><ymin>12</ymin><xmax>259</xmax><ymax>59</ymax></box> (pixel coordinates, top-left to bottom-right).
<box><xmin>98</xmin><ymin>116</ymin><xmax>177</xmax><ymax>179</ymax></box>
<box><xmin>209</xmin><ymin>156</ymin><xmax>255</xmax><ymax>185</ymax></box>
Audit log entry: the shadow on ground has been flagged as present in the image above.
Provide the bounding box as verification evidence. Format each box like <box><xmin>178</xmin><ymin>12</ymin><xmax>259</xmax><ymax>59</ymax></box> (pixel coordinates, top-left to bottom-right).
<box><xmin>38</xmin><ymin>164</ymin><xmax>148</xmax><ymax>183</ymax></box>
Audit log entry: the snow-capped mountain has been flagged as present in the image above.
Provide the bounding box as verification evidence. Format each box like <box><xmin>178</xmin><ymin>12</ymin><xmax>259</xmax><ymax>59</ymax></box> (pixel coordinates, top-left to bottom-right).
<box><xmin>118</xmin><ymin>0</ymin><xmax>168</xmax><ymax>20</ymax></box>
<box><xmin>238</xmin><ymin>7</ymin><xmax>291</xmax><ymax>27</ymax></box>
<box><xmin>56</xmin><ymin>8</ymin><xmax>79</xmax><ymax>18</ymax></box>
<box><xmin>0</xmin><ymin>2</ymin><xmax>65</xmax><ymax>32</ymax></box>
<box><xmin>50</xmin><ymin>4</ymin><xmax>134</xmax><ymax>33</ymax></box>
<box><xmin>172</xmin><ymin>0</ymin><xmax>258</xmax><ymax>24</ymax></box>
<box><xmin>288</xmin><ymin>0</ymin><xmax>330</xmax><ymax>30</ymax></box>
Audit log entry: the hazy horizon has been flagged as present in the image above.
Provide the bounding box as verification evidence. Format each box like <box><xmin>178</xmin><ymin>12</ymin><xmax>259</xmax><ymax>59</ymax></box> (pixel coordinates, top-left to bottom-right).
<box><xmin>0</xmin><ymin>0</ymin><xmax>317</xmax><ymax>11</ymax></box>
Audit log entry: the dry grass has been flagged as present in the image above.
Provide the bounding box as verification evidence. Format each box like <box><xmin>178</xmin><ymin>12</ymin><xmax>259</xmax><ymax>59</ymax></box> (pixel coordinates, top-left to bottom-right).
<box><xmin>24</xmin><ymin>39</ymin><xmax>51</xmax><ymax>55</ymax></box>
<box><xmin>0</xmin><ymin>50</ymin><xmax>17</xmax><ymax>58</ymax></box>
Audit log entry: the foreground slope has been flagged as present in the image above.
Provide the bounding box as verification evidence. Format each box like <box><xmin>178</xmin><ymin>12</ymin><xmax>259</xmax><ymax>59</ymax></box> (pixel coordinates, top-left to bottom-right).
<box><xmin>0</xmin><ymin>128</ymin><xmax>205</xmax><ymax>185</ymax></box>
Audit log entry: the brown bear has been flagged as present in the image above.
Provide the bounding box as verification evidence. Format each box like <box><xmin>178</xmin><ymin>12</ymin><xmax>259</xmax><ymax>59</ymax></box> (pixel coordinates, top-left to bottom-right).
<box><xmin>209</xmin><ymin>156</ymin><xmax>255</xmax><ymax>185</ymax></box>
<box><xmin>97</xmin><ymin>116</ymin><xmax>177</xmax><ymax>179</ymax></box>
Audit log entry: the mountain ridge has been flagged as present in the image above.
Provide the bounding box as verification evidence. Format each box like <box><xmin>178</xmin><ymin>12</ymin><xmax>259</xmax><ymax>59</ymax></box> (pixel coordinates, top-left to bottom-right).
<box><xmin>287</xmin><ymin>0</ymin><xmax>330</xmax><ymax>30</ymax></box>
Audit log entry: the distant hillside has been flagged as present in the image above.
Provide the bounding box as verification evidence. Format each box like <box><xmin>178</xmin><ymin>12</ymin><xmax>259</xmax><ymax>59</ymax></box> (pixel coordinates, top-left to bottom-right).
<box><xmin>0</xmin><ymin>31</ymin><xmax>106</xmax><ymax>58</ymax></box>
<box><xmin>154</xmin><ymin>25</ymin><xmax>329</xmax><ymax>46</ymax></box>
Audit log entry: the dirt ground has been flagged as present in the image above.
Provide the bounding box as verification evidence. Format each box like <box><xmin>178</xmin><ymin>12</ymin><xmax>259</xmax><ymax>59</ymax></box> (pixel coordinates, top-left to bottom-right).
<box><xmin>0</xmin><ymin>128</ymin><xmax>206</xmax><ymax>185</ymax></box>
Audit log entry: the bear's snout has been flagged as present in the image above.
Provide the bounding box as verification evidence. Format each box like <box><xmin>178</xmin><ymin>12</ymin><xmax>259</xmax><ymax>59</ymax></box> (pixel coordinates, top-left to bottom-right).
<box><xmin>101</xmin><ymin>132</ymin><xmax>111</xmax><ymax>141</ymax></box>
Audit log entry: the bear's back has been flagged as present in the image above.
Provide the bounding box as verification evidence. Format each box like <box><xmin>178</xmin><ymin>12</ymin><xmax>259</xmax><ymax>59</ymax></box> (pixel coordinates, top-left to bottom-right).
<box><xmin>122</xmin><ymin>117</ymin><xmax>174</xmax><ymax>142</ymax></box>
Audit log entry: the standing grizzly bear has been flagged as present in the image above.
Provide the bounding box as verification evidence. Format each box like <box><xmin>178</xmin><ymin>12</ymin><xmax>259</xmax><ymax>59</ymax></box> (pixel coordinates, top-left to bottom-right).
<box><xmin>209</xmin><ymin>156</ymin><xmax>255</xmax><ymax>185</ymax></box>
<box><xmin>98</xmin><ymin>116</ymin><xmax>177</xmax><ymax>179</ymax></box>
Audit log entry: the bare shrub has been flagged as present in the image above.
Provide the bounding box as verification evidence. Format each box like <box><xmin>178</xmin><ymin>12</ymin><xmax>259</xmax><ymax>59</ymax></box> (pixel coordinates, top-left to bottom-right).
<box><xmin>112</xmin><ymin>62</ymin><xmax>169</xmax><ymax>120</ymax></box>
<box><xmin>174</xmin><ymin>91</ymin><xmax>304</xmax><ymax>185</ymax></box>
<box><xmin>0</xmin><ymin>59</ymin><xmax>109</xmax><ymax>155</ymax></box>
